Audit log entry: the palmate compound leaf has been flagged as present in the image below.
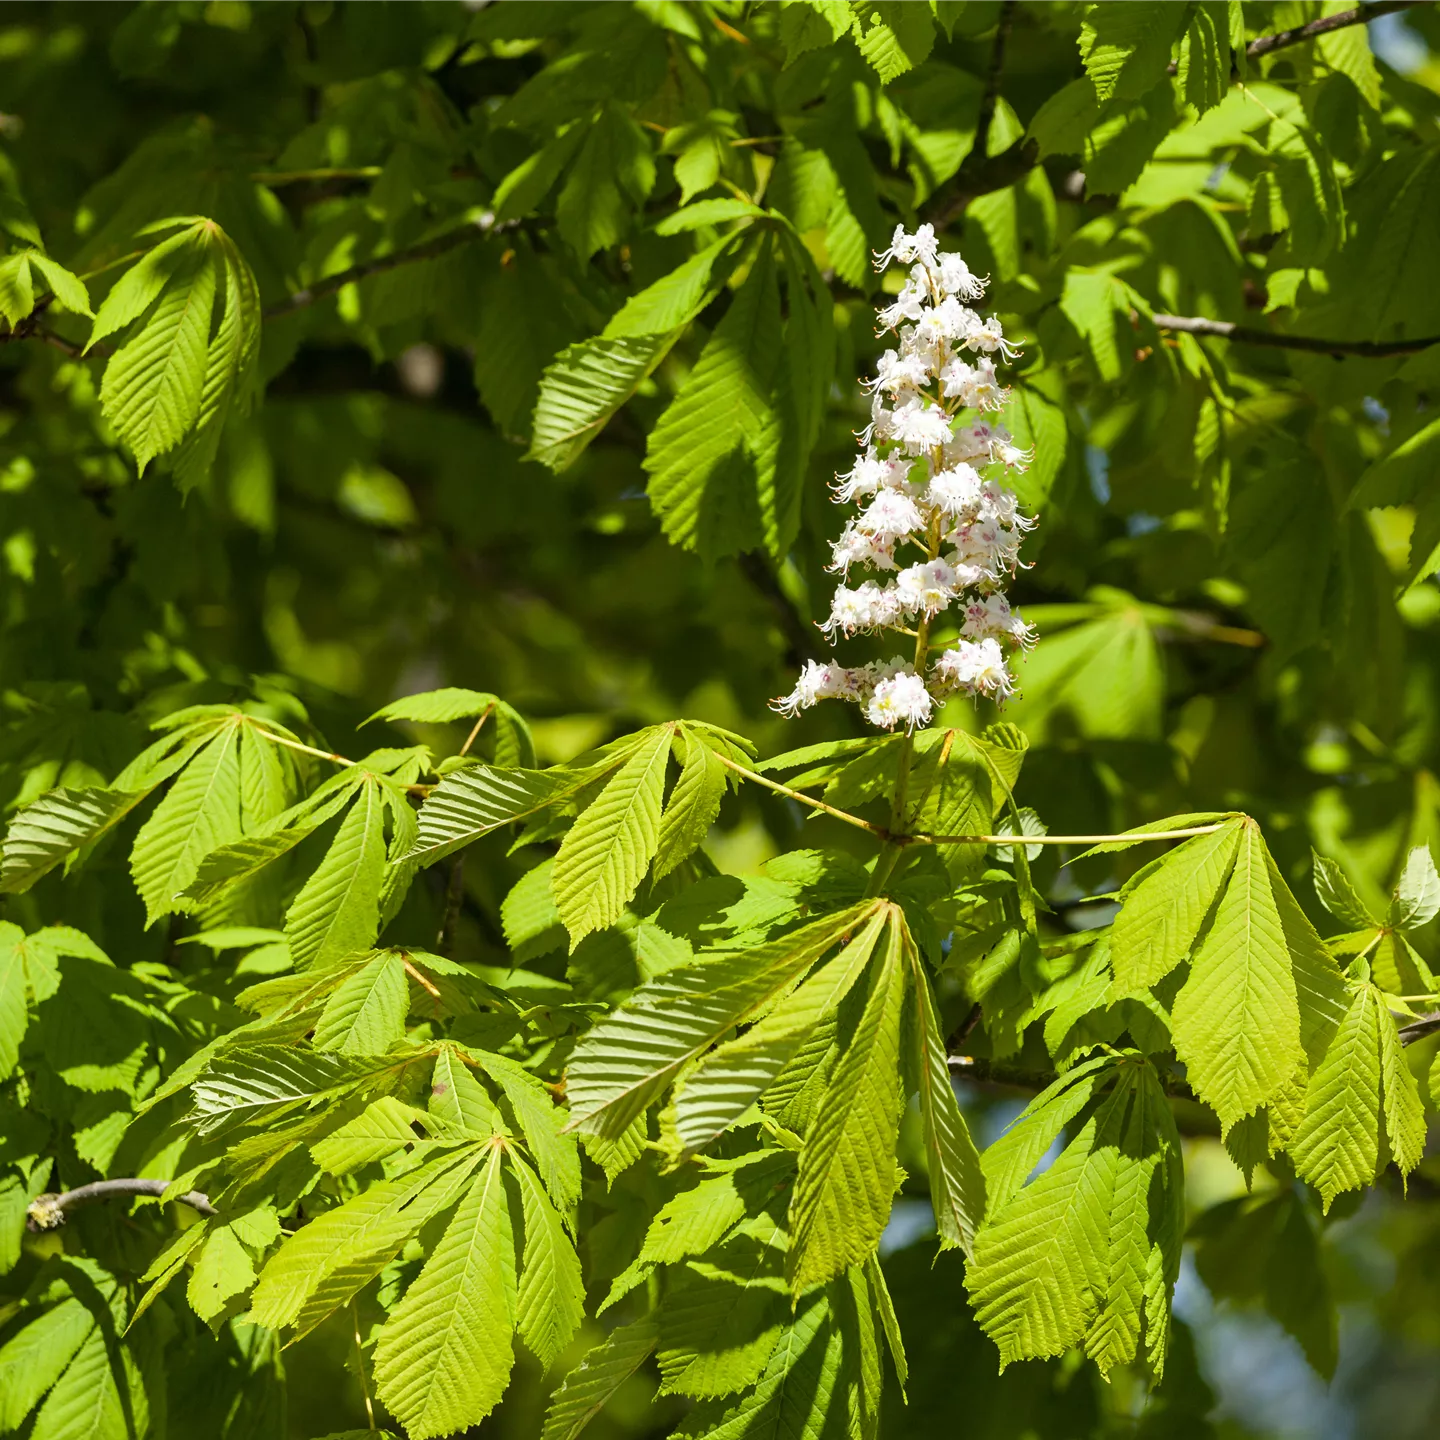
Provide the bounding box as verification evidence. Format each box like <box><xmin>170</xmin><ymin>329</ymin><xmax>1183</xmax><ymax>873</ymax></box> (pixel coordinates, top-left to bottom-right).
<box><xmin>540</xmin><ymin>1317</ymin><xmax>660</xmax><ymax>1440</ymax></box>
<box><xmin>374</xmin><ymin>1145</ymin><xmax>519</xmax><ymax>1440</ymax></box>
<box><xmin>966</xmin><ymin>1055</ymin><xmax>1183</xmax><ymax>1379</ymax></box>
<box><xmin>1110</xmin><ymin>819</ymin><xmax>1243</xmax><ymax>990</ymax></box>
<box><xmin>553</xmin><ymin>724</ymin><xmax>673</xmax><ymax>945</ymax></box>
<box><xmin>564</xmin><ymin>901</ymin><xmax>882</xmax><ymax>1139</ymax></box>
<box><xmin>90</xmin><ymin>217</ymin><xmax>260</xmax><ymax>480</ymax></box>
<box><xmin>1289</xmin><ymin>971</ymin><xmax>1426</xmax><ymax>1210</ymax></box>
<box><xmin>788</xmin><ymin>910</ymin><xmax>907</xmax><ymax>1294</ymax></box>
<box><xmin>670</xmin><ymin>908</ymin><xmax>887</xmax><ymax>1152</ymax></box>
<box><xmin>1169</xmin><ymin>820</ymin><xmax>1306</xmax><ymax>1132</ymax></box>
<box><xmin>249</xmin><ymin>1145</ymin><xmax>485</xmax><ymax>1337</ymax></box>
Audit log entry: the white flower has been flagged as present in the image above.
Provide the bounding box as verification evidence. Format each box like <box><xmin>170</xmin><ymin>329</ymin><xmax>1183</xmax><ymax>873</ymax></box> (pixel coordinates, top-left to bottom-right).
<box><xmin>857</xmin><ymin>488</ymin><xmax>924</xmax><ymax>540</ymax></box>
<box><xmin>965</xmin><ymin>314</ymin><xmax>1023</xmax><ymax>360</ymax></box>
<box><xmin>936</xmin><ymin>252</ymin><xmax>987</xmax><ymax>300</ymax></box>
<box><xmin>890</xmin><ymin>397</ymin><xmax>953</xmax><ymax>454</ymax></box>
<box><xmin>774</xmin><ymin>238</ymin><xmax>1036</xmax><ymax>729</ymax></box>
<box><xmin>772</xmin><ymin>660</ymin><xmax>849</xmax><ymax>715</ymax></box>
<box><xmin>927</xmin><ymin>463</ymin><xmax>984</xmax><ymax>517</ymax></box>
<box><xmin>913</xmin><ymin>297</ymin><xmax>980</xmax><ymax>350</ymax></box>
<box><xmin>940</xmin><ymin>356</ymin><xmax>1006</xmax><ymax>410</ymax></box>
<box><xmin>961</xmin><ymin>593</ymin><xmax>1036</xmax><ymax>648</ymax></box>
<box><xmin>876</xmin><ymin>283</ymin><xmax>928</xmax><ymax>332</ymax></box>
<box><xmin>874</xmin><ymin>223</ymin><xmax>939</xmax><ymax>271</ymax></box>
<box><xmin>834</xmin><ymin>450</ymin><xmax>914</xmax><ymax>503</ymax></box>
<box><xmin>933</xmin><ymin>638</ymin><xmax>1015</xmax><ymax>698</ymax></box>
<box><xmin>896</xmin><ymin>558</ymin><xmax>958</xmax><ymax>617</ymax></box>
<box><xmin>865</xmin><ymin>669</ymin><xmax>933</xmax><ymax>730</ymax></box>
<box><xmin>830</xmin><ymin>522</ymin><xmax>896</xmax><ymax>575</ymax></box>
<box><xmin>870</xmin><ymin>349</ymin><xmax>932</xmax><ymax>397</ymax></box>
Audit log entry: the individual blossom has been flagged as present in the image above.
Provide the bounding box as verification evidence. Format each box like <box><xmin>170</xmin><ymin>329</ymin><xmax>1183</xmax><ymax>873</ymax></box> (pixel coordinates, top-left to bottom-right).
<box><xmin>857</xmin><ymin>488</ymin><xmax>925</xmax><ymax>540</ymax></box>
<box><xmin>772</xmin><ymin>232</ymin><xmax>1038</xmax><ymax>730</ymax></box>
<box><xmin>865</xmin><ymin>668</ymin><xmax>934</xmax><ymax>731</ymax></box>
<box><xmin>933</xmin><ymin>638</ymin><xmax>1017</xmax><ymax>699</ymax></box>
<box><xmin>896</xmin><ymin>558</ymin><xmax>959</xmax><ymax>617</ymax></box>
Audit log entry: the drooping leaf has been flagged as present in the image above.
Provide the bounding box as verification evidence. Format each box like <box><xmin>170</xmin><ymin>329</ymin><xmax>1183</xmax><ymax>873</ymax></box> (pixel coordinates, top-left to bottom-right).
<box><xmin>788</xmin><ymin>912</ymin><xmax>907</xmax><ymax>1293</ymax></box>
<box><xmin>373</xmin><ymin>1146</ymin><xmax>518</xmax><ymax>1439</ymax></box>
<box><xmin>1170</xmin><ymin>822</ymin><xmax>1303</xmax><ymax>1131</ymax></box>
<box><xmin>565</xmin><ymin>902</ymin><xmax>879</xmax><ymax>1138</ymax></box>
<box><xmin>512</xmin><ymin>1154</ymin><xmax>584</xmax><ymax>1372</ymax></box>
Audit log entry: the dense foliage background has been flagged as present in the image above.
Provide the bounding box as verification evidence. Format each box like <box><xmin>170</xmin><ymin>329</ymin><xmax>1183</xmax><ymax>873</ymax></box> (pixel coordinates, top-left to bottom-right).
<box><xmin>4</xmin><ymin>2</ymin><xmax>1440</xmax><ymax>1438</ymax></box>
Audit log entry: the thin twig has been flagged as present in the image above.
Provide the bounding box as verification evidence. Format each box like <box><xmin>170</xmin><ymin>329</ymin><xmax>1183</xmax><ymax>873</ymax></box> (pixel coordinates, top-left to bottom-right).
<box><xmin>1153</xmin><ymin>312</ymin><xmax>1440</xmax><ymax>358</ymax></box>
<box><xmin>912</xmin><ymin>824</ymin><xmax>1226</xmax><ymax>847</ymax></box>
<box><xmin>262</xmin><ymin>216</ymin><xmax>505</xmax><ymax>320</ymax></box>
<box><xmin>716</xmin><ymin>754</ymin><xmax>889</xmax><ymax>837</ymax></box>
<box><xmin>1166</xmin><ymin>0</ymin><xmax>1422</xmax><ymax>74</ymax></box>
<box><xmin>1399</xmin><ymin>1013</ymin><xmax>1440</xmax><ymax>1047</ymax></box>
<box><xmin>254</xmin><ymin>728</ymin><xmax>357</xmax><ymax>768</ymax></box>
<box><xmin>458</xmin><ymin>704</ymin><xmax>495</xmax><ymax>758</ymax></box>
<box><xmin>352</xmin><ymin>1297</ymin><xmax>378</xmax><ymax>1432</ymax></box>
<box><xmin>27</xmin><ymin>1179</ymin><xmax>215</xmax><ymax>1230</ymax></box>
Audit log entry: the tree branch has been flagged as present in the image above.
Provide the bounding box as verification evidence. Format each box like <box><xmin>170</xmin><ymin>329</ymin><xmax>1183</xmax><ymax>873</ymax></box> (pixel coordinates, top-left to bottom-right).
<box><xmin>1153</xmin><ymin>312</ymin><xmax>1440</xmax><ymax>358</ymax></box>
<box><xmin>1166</xmin><ymin>0</ymin><xmax>1423</xmax><ymax>73</ymax></box>
<box><xmin>27</xmin><ymin>1178</ymin><xmax>215</xmax><ymax>1230</ymax></box>
<box><xmin>972</xmin><ymin>0</ymin><xmax>1018</xmax><ymax>174</ymax></box>
<box><xmin>262</xmin><ymin>215</ymin><xmax>510</xmax><ymax>320</ymax></box>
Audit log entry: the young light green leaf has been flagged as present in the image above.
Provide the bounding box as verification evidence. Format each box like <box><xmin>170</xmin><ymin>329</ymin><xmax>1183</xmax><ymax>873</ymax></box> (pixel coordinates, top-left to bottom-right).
<box><xmin>430</xmin><ymin>1046</ymin><xmax>502</xmax><ymax>1136</ymax></box>
<box><xmin>1111</xmin><ymin>820</ymin><xmax>1242</xmax><ymax>990</ymax></box>
<box><xmin>1313</xmin><ymin>850</ymin><xmax>1377</xmax><ymax>930</ymax></box>
<box><xmin>645</xmin><ymin>240</ymin><xmax>782</xmax><ymax>562</ymax></box>
<box><xmin>470</xmin><ymin>1049</ymin><xmax>580</xmax><ymax>1217</ymax></box>
<box><xmin>657</xmin><ymin>1272</ymin><xmax>783</xmax><ymax>1399</ymax></box>
<box><xmin>130</xmin><ymin>727</ymin><xmax>243</xmax><ymax>924</ymax></box>
<box><xmin>907</xmin><ymin>935</ymin><xmax>985</xmax><ymax>1254</ymax></box>
<box><xmin>672</xmin><ymin>908</ymin><xmax>886</xmax><ymax>1152</ymax></box>
<box><xmin>565</xmin><ymin>902</ymin><xmax>879</xmax><ymax>1138</ymax></box>
<box><xmin>310</xmin><ymin>1095</ymin><xmax>433</xmax><ymax>1175</ymax></box>
<box><xmin>285</xmin><ymin>780</ymin><xmax>387</xmax><ymax>969</ymax></box>
<box><xmin>408</xmin><ymin>764</ymin><xmax>581</xmax><ymax>867</ymax></box>
<box><xmin>653</xmin><ymin>730</ymin><xmax>728</xmax><ymax>881</ymax></box>
<box><xmin>100</xmin><ymin>239</ymin><xmax>217</xmax><ymax>472</ymax></box>
<box><xmin>788</xmin><ymin>914</ymin><xmax>907</xmax><ymax>1293</ymax></box>
<box><xmin>529</xmin><ymin>333</ymin><xmax>675</xmax><ymax>472</ymax></box>
<box><xmin>312</xmin><ymin>949</ymin><xmax>408</xmax><ymax>1054</ymax></box>
<box><xmin>250</xmin><ymin>1146</ymin><xmax>482</xmax><ymax>1335</ymax></box>
<box><xmin>1171</xmin><ymin>821</ymin><xmax>1303</xmax><ymax>1131</ymax></box>
<box><xmin>539</xmin><ymin>1317</ymin><xmax>659</xmax><ymax>1440</ymax></box>
<box><xmin>1290</xmin><ymin>982</ymin><xmax>1382</xmax><ymax>1211</ymax></box>
<box><xmin>374</xmin><ymin>1146</ymin><xmax>518</xmax><ymax>1440</ymax></box>
<box><xmin>512</xmin><ymin>1153</ymin><xmax>584</xmax><ymax>1372</ymax></box>
<box><xmin>1389</xmin><ymin>844</ymin><xmax>1440</xmax><ymax>931</ymax></box>
<box><xmin>552</xmin><ymin>725</ymin><xmax>672</xmax><ymax>944</ymax></box>
<box><xmin>1376</xmin><ymin>996</ymin><xmax>1426</xmax><ymax>1179</ymax></box>
<box><xmin>0</xmin><ymin>787</ymin><xmax>143</xmax><ymax>895</ymax></box>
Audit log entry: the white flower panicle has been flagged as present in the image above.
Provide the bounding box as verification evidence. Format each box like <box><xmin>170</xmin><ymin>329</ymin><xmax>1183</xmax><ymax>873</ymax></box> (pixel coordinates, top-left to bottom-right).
<box><xmin>774</xmin><ymin>226</ymin><xmax>1038</xmax><ymax>732</ymax></box>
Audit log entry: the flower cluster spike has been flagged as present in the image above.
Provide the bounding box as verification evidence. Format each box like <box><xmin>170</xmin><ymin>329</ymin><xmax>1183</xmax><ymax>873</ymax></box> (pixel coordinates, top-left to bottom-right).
<box><xmin>774</xmin><ymin>224</ymin><xmax>1037</xmax><ymax>733</ymax></box>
